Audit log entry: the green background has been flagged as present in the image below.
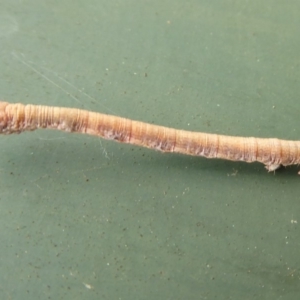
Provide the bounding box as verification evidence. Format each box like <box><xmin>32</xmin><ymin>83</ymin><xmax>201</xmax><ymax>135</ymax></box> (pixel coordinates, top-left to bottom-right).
<box><xmin>0</xmin><ymin>1</ymin><xmax>300</xmax><ymax>299</ymax></box>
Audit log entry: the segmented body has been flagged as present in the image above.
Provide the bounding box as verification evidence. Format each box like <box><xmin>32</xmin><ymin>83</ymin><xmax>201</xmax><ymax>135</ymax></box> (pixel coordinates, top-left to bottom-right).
<box><xmin>0</xmin><ymin>101</ymin><xmax>299</xmax><ymax>172</ymax></box>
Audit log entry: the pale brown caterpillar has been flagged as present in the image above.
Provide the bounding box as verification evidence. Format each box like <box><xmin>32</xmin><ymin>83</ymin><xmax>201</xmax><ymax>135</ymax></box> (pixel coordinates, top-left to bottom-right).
<box><xmin>0</xmin><ymin>101</ymin><xmax>299</xmax><ymax>172</ymax></box>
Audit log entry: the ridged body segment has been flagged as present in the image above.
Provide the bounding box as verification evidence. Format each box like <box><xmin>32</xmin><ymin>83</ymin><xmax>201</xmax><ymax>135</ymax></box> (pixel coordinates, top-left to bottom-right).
<box><xmin>0</xmin><ymin>101</ymin><xmax>299</xmax><ymax>171</ymax></box>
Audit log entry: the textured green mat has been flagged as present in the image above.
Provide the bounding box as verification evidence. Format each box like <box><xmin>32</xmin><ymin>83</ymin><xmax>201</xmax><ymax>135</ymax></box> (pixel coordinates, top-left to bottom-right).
<box><xmin>0</xmin><ymin>1</ymin><xmax>300</xmax><ymax>299</ymax></box>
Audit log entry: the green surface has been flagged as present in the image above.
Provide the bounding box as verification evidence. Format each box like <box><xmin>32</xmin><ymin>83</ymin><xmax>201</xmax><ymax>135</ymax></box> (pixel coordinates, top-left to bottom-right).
<box><xmin>1</xmin><ymin>1</ymin><xmax>300</xmax><ymax>299</ymax></box>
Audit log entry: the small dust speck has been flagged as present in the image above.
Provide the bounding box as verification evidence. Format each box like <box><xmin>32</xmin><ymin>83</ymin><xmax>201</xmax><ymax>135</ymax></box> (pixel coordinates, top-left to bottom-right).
<box><xmin>83</xmin><ymin>282</ymin><xmax>93</xmax><ymax>290</ymax></box>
